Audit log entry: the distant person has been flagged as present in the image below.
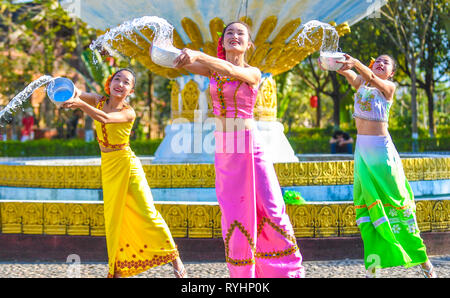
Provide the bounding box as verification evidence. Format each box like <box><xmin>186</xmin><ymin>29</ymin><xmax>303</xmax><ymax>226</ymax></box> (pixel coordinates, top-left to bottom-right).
<box><xmin>21</xmin><ymin>111</ymin><xmax>35</xmax><ymax>142</ymax></box>
<box><xmin>330</xmin><ymin>130</ymin><xmax>353</xmax><ymax>154</ymax></box>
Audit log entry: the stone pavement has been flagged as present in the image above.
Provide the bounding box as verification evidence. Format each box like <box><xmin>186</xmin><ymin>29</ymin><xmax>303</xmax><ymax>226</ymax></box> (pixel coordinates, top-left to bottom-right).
<box><xmin>0</xmin><ymin>255</ymin><xmax>448</xmax><ymax>278</ymax></box>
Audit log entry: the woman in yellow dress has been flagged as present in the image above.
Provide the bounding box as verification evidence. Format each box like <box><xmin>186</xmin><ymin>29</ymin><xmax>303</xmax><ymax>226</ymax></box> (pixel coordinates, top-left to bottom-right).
<box><xmin>61</xmin><ymin>68</ymin><xmax>187</xmax><ymax>278</ymax></box>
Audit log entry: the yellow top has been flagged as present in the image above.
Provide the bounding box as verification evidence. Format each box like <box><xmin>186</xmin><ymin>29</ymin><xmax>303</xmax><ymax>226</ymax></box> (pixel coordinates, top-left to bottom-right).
<box><xmin>94</xmin><ymin>97</ymin><xmax>134</xmax><ymax>150</ymax></box>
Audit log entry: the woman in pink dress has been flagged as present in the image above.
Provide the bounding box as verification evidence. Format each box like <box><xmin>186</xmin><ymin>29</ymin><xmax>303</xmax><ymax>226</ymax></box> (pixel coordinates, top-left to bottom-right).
<box><xmin>170</xmin><ymin>21</ymin><xmax>304</xmax><ymax>278</ymax></box>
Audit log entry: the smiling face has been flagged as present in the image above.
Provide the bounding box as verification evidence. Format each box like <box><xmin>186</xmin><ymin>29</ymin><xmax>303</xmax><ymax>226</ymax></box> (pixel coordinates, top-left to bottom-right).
<box><xmin>222</xmin><ymin>22</ymin><xmax>252</xmax><ymax>56</ymax></box>
<box><xmin>371</xmin><ymin>55</ymin><xmax>395</xmax><ymax>80</ymax></box>
<box><xmin>109</xmin><ymin>70</ymin><xmax>135</xmax><ymax>98</ymax></box>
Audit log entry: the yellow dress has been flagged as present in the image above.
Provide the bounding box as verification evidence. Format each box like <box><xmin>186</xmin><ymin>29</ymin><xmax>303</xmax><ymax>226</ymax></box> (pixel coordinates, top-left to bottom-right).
<box><xmin>94</xmin><ymin>97</ymin><xmax>179</xmax><ymax>278</ymax></box>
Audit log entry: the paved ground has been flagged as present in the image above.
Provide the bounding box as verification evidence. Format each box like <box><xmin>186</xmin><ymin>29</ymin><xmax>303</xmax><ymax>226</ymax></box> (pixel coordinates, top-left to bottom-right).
<box><xmin>0</xmin><ymin>255</ymin><xmax>447</xmax><ymax>278</ymax></box>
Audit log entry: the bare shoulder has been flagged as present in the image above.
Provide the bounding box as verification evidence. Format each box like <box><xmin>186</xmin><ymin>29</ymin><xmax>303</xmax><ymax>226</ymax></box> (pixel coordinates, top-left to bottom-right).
<box><xmin>246</xmin><ymin>65</ymin><xmax>261</xmax><ymax>76</ymax></box>
<box><xmin>94</xmin><ymin>94</ymin><xmax>106</xmax><ymax>107</ymax></box>
<box><xmin>123</xmin><ymin>105</ymin><xmax>136</xmax><ymax>121</ymax></box>
<box><xmin>245</xmin><ymin>65</ymin><xmax>262</xmax><ymax>87</ymax></box>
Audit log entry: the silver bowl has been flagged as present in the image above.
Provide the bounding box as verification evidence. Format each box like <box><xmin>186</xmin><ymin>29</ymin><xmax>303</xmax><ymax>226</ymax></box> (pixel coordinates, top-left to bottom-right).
<box><xmin>319</xmin><ymin>52</ymin><xmax>346</xmax><ymax>71</ymax></box>
<box><xmin>151</xmin><ymin>45</ymin><xmax>181</xmax><ymax>68</ymax></box>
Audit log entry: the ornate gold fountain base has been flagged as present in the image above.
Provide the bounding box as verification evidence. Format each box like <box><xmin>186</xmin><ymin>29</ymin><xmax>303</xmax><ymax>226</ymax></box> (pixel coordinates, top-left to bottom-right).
<box><xmin>0</xmin><ymin>157</ymin><xmax>448</xmax><ymax>189</ymax></box>
<box><xmin>1</xmin><ymin>199</ymin><xmax>448</xmax><ymax>239</ymax></box>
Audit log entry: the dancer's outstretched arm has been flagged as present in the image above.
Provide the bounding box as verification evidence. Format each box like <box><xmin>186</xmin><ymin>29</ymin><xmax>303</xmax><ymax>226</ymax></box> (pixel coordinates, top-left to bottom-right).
<box><xmin>337</xmin><ymin>54</ymin><xmax>395</xmax><ymax>100</ymax></box>
<box><xmin>71</xmin><ymin>87</ymin><xmax>103</xmax><ymax>107</ymax></box>
<box><xmin>173</xmin><ymin>48</ymin><xmax>261</xmax><ymax>88</ymax></box>
<box><xmin>336</xmin><ymin>69</ymin><xmax>363</xmax><ymax>90</ymax></box>
<box><xmin>61</xmin><ymin>96</ymin><xmax>135</xmax><ymax>124</ymax></box>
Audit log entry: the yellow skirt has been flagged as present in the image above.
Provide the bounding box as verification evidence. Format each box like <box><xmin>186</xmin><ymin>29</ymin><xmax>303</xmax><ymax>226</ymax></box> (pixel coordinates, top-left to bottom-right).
<box><xmin>101</xmin><ymin>147</ymin><xmax>178</xmax><ymax>278</ymax></box>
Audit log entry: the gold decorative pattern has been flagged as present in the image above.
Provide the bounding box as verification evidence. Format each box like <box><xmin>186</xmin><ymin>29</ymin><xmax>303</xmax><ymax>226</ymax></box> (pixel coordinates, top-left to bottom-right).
<box><xmin>255</xmin><ymin>245</ymin><xmax>299</xmax><ymax>259</ymax></box>
<box><xmin>315</xmin><ymin>204</ymin><xmax>339</xmax><ymax>237</ymax></box>
<box><xmin>253</xmin><ymin>76</ymin><xmax>277</xmax><ymax>121</ymax></box>
<box><xmin>110</xmin><ymin>250</ymin><xmax>179</xmax><ymax>278</ymax></box>
<box><xmin>181</xmin><ymin>17</ymin><xmax>203</xmax><ymax>50</ymax></box>
<box><xmin>0</xmin><ymin>158</ymin><xmax>448</xmax><ymax>189</ymax></box>
<box><xmin>224</xmin><ymin>220</ymin><xmax>256</xmax><ymax>266</ymax></box>
<box><xmin>0</xmin><ymin>200</ymin><xmax>449</xmax><ymax>237</ymax></box>
<box><xmin>181</xmin><ymin>80</ymin><xmax>200</xmax><ymax>121</ymax></box>
<box><xmin>187</xmin><ymin>204</ymin><xmax>213</xmax><ymax>238</ymax></box>
<box><xmin>274</xmin><ymin>162</ymin><xmax>294</xmax><ymax>186</ymax></box>
<box><xmin>431</xmin><ymin>200</ymin><xmax>449</xmax><ymax>232</ymax></box>
<box><xmin>22</xmin><ymin>202</ymin><xmax>43</xmax><ymax>234</ymax></box>
<box><xmin>339</xmin><ymin>204</ymin><xmax>359</xmax><ymax>236</ymax></box>
<box><xmin>158</xmin><ymin>204</ymin><xmax>188</xmax><ymax>238</ymax></box>
<box><xmin>44</xmin><ymin>203</ymin><xmax>67</xmax><ymax>235</ymax></box>
<box><xmin>415</xmin><ymin>199</ymin><xmax>433</xmax><ymax>233</ymax></box>
<box><xmin>286</xmin><ymin>204</ymin><xmax>316</xmax><ymax>238</ymax></box>
<box><xmin>209</xmin><ymin>17</ymin><xmax>225</xmax><ymax>46</ymax></box>
<box><xmin>67</xmin><ymin>203</ymin><xmax>90</xmax><ymax>236</ymax></box>
<box><xmin>1</xmin><ymin>202</ymin><xmax>22</xmax><ymax>234</ymax></box>
<box><xmin>257</xmin><ymin>217</ymin><xmax>297</xmax><ymax>244</ymax></box>
<box><xmin>144</xmin><ymin>164</ymin><xmax>172</xmax><ymax>188</ymax></box>
<box><xmin>170</xmin><ymin>80</ymin><xmax>181</xmax><ymax>119</ymax></box>
<box><xmin>254</xmin><ymin>16</ymin><xmax>278</xmax><ymax>45</ymax></box>
<box><xmin>90</xmin><ymin>204</ymin><xmax>106</xmax><ymax>236</ymax></box>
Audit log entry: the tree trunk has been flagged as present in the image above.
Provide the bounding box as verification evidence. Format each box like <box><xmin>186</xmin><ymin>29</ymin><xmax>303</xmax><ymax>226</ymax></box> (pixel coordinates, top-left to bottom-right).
<box><xmin>146</xmin><ymin>71</ymin><xmax>154</xmax><ymax>139</ymax></box>
<box><xmin>426</xmin><ymin>83</ymin><xmax>435</xmax><ymax>138</ymax></box>
<box><xmin>329</xmin><ymin>73</ymin><xmax>341</xmax><ymax>128</ymax></box>
<box><xmin>410</xmin><ymin>59</ymin><xmax>419</xmax><ymax>152</ymax></box>
<box><xmin>316</xmin><ymin>93</ymin><xmax>321</xmax><ymax>128</ymax></box>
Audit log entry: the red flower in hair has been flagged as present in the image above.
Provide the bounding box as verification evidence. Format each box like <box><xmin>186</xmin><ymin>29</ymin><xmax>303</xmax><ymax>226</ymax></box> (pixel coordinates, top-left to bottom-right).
<box><xmin>368</xmin><ymin>57</ymin><xmax>375</xmax><ymax>69</ymax></box>
<box><xmin>104</xmin><ymin>74</ymin><xmax>113</xmax><ymax>95</ymax></box>
<box><xmin>217</xmin><ymin>36</ymin><xmax>226</xmax><ymax>60</ymax></box>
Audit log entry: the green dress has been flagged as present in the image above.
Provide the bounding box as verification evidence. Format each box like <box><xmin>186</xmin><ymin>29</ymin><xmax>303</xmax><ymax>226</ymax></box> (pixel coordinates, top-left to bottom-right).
<box><xmin>354</xmin><ymin>134</ymin><xmax>428</xmax><ymax>269</ymax></box>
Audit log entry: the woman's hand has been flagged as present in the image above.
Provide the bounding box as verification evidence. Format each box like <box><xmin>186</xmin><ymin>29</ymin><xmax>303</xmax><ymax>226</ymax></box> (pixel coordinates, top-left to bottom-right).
<box><xmin>173</xmin><ymin>48</ymin><xmax>200</xmax><ymax>69</ymax></box>
<box><xmin>73</xmin><ymin>86</ymin><xmax>82</xmax><ymax>99</ymax></box>
<box><xmin>336</xmin><ymin>54</ymin><xmax>358</xmax><ymax>71</ymax></box>
<box><xmin>61</xmin><ymin>96</ymin><xmax>84</xmax><ymax>110</ymax></box>
<box><xmin>317</xmin><ymin>57</ymin><xmax>326</xmax><ymax>71</ymax></box>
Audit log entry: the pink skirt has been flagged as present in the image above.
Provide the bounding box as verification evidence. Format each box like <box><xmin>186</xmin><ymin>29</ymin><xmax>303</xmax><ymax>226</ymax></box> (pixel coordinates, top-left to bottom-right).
<box><xmin>214</xmin><ymin>129</ymin><xmax>304</xmax><ymax>278</ymax></box>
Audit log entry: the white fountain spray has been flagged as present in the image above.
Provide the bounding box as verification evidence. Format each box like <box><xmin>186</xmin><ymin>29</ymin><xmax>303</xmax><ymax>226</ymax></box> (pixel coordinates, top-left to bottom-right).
<box><xmin>296</xmin><ymin>20</ymin><xmax>340</xmax><ymax>53</ymax></box>
<box><xmin>89</xmin><ymin>16</ymin><xmax>181</xmax><ymax>68</ymax></box>
<box><xmin>0</xmin><ymin>75</ymin><xmax>54</xmax><ymax>127</ymax></box>
<box><xmin>296</xmin><ymin>20</ymin><xmax>345</xmax><ymax>71</ymax></box>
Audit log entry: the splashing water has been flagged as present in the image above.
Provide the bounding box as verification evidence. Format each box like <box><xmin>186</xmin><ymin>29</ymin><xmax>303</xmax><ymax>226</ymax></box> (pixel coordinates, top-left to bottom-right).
<box><xmin>89</xmin><ymin>16</ymin><xmax>179</xmax><ymax>66</ymax></box>
<box><xmin>296</xmin><ymin>20</ymin><xmax>340</xmax><ymax>55</ymax></box>
<box><xmin>0</xmin><ymin>75</ymin><xmax>54</xmax><ymax>127</ymax></box>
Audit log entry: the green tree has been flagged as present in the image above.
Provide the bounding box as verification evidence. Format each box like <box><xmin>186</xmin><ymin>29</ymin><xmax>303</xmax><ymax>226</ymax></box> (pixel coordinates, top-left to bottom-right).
<box><xmin>373</xmin><ymin>0</ymin><xmax>436</xmax><ymax>151</ymax></box>
<box><xmin>0</xmin><ymin>0</ymin><xmax>97</xmax><ymax>128</ymax></box>
<box><xmin>292</xmin><ymin>55</ymin><xmax>330</xmax><ymax>127</ymax></box>
<box><xmin>416</xmin><ymin>0</ymin><xmax>449</xmax><ymax>137</ymax></box>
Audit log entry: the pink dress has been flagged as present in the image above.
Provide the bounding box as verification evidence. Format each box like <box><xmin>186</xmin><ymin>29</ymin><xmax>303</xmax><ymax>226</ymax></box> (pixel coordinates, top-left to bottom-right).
<box><xmin>210</xmin><ymin>72</ymin><xmax>305</xmax><ymax>278</ymax></box>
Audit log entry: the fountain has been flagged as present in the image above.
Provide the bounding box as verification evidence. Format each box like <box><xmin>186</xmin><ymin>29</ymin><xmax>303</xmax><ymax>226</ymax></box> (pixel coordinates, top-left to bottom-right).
<box><xmin>0</xmin><ymin>0</ymin><xmax>448</xmax><ymax>262</ymax></box>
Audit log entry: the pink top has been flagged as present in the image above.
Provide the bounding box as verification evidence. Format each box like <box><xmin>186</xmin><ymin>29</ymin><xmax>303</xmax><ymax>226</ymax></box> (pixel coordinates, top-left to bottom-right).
<box><xmin>209</xmin><ymin>72</ymin><xmax>258</xmax><ymax>119</ymax></box>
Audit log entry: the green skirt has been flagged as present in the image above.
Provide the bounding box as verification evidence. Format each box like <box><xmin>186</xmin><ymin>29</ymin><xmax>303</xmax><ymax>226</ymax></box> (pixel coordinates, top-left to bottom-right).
<box><xmin>354</xmin><ymin>135</ymin><xmax>428</xmax><ymax>269</ymax></box>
